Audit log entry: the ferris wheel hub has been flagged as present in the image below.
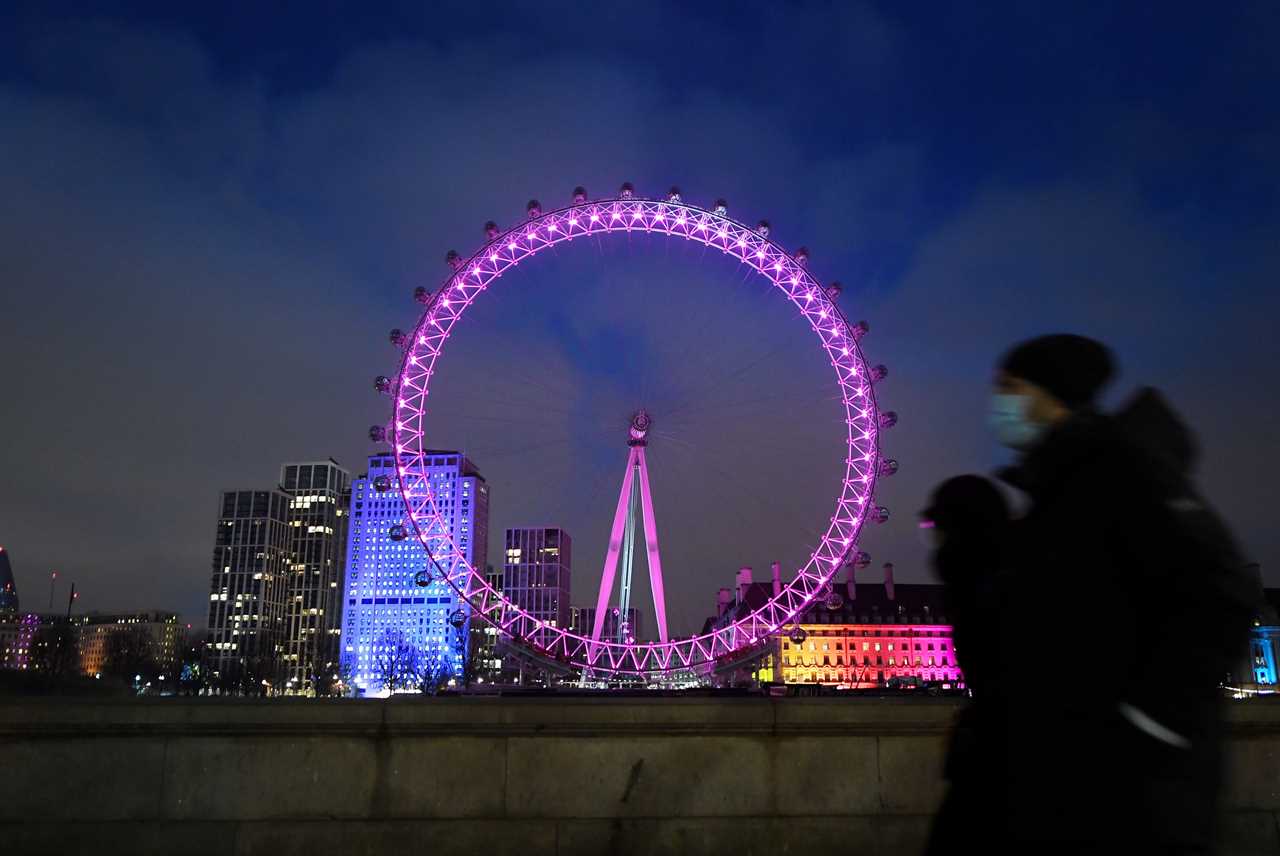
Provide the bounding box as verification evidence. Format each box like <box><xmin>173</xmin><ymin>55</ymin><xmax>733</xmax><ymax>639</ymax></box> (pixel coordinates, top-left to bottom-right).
<box><xmin>628</xmin><ymin>409</ymin><xmax>652</xmax><ymax>445</ymax></box>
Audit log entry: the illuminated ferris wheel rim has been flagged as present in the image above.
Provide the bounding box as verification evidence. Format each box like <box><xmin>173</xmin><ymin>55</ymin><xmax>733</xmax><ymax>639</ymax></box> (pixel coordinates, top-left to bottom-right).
<box><xmin>385</xmin><ymin>187</ymin><xmax>891</xmax><ymax>677</ymax></box>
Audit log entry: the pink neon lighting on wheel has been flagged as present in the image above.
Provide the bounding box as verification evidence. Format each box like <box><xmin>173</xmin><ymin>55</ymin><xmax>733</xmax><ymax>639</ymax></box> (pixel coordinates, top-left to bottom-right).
<box><xmin>390</xmin><ymin>193</ymin><xmax>883</xmax><ymax>677</ymax></box>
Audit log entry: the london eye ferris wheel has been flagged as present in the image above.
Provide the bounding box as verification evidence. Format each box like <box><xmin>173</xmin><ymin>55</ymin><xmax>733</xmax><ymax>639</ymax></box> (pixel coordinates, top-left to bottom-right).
<box><xmin>370</xmin><ymin>183</ymin><xmax>897</xmax><ymax>679</ymax></box>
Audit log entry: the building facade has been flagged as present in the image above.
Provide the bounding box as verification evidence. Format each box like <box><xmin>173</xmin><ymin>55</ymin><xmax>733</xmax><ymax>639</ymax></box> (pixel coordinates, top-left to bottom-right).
<box><xmin>0</xmin><ymin>613</ymin><xmax>39</xmax><ymax>670</ymax></box>
<box><xmin>777</xmin><ymin>583</ymin><xmax>962</xmax><ymax>687</ymax></box>
<box><xmin>1233</xmin><ymin>586</ymin><xmax>1280</xmax><ymax>693</ymax></box>
<box><xmin>340</xmin><ymin>451</ymin><xmax>489</xmax><ymax>696</ymax></box>
<box><xmin>76</xmin><ymin>611</ymin><xmax>182</xmax><ymax>678</ymax></box>
<box><xmin>206</xmin><ymin>489</ymin><xmax>293</xmax><ymax>687</ymax></box>
<box><xmin>280</xmin><ymin>461</ymin><xmax>351</xmax><ymax>694</ymax></box>
<box><xmin>469</xmin><ymin>563</ymin><xmax>505</xmax><ymax>684</ymax></box>
<box><xmin>0</xmin><ymin>547</ymin><xmax>23</xmax><ymax>667</ymax></box>
<box><xmin>0</xmin><ymin>546</ymin><xmax>17</xmax><ymax>614</ymax></box>
<box><xmin>503</xmin><ymin>528</ymin><xmax>572</xmax><ymax>634</ymax></box>
<box><xmin>499</xmin><ymin>528</ymin><xmax>572</xmax><ymax>684</ymax></box>
<box><xmin>703</xmin><ymin>563</ymin><xmax>964</xmax><ymax>689</ymax></box>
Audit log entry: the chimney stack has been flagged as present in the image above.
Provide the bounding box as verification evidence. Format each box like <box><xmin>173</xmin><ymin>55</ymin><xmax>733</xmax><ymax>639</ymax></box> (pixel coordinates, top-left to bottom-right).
<box><xmin>717</xmin><ymin>587</ymin><xmax>732</xmax><ymax>617</ymax></box>
<box><xmin>737</xmin><ymin>566</ymin><xmax>753</xmax><ymax>602</ymax></box>
<box><xmin>883</xmin><ymin>562</ymin><xmax>896</xmax><ymax>601</ymax></box>
<box><xmin>770</xmin><ymin>562</ymin><xmax>782</xmax><ymax>596</ymax></box>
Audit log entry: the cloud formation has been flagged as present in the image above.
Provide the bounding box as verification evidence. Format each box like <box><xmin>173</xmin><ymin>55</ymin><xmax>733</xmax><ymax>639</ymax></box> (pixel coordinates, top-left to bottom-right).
<box><xmin>0</xmin><ymin>5</ymin><xmax>1276</xmax><ymax>631</ymax></box>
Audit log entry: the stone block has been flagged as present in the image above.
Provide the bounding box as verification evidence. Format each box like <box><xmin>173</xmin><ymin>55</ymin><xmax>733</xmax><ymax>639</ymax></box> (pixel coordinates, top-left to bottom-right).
<box><xmin>0</xmin><ymin>737</ymin><xmax>165</xmax><ymax>821</ymax></box>
<box><xmin>506</xmin><ymin>735</ymin><xmax>771</xmax><ymax>818</ymax></box>
<box><xmin>557</xmin><ymin>816</ymin><xmax>936</xmax><ymax>856</ymax></box>
<box><xmin>162</xmin><ymin>736</ymin><xmax>375</xmax><ymax>820</ymax></box>
<box><xmin>876</xmin><ymin>734</ymin><xmax>948</xmax><ymax>814</ymax></box>
<box><xmin>1216</xmin><ymin>811</ymin><xmax>1280</xmax><ymax>856</ymax></box>
<box><xmin>380</xmin><ymin>735</ymin><xmax>506</xmax><ymax>818</ymax></box>
<box><xmin>234</xmin><ymin>819</ymin><xmax>559</xmax><ymax>856</ymax></box>
<box><xmin>773</xmin><ymin>735</ymin><xmax>880</xmax><ymax>816</ymax></box>
<box><xmin>0</xmin><ymin>820</ymin><xmax>237</xmax><ymax>856</ymax></box>
<box><xmin>1223</xmin><ymin>735</ymin><xmax>1280</xmax><ymax>810</ymax></box>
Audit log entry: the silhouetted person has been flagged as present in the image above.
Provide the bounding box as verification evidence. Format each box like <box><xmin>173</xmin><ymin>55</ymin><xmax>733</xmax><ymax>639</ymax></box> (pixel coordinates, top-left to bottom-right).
<box><xmin>921</xmin><ymin>474</ymin><xmax>1011</xmax><ymax>856</ymax></box>
<box><xmin>988</xmin><ymin>334</ymin><xmax>1257</xmax><ymax>854</ymax></box>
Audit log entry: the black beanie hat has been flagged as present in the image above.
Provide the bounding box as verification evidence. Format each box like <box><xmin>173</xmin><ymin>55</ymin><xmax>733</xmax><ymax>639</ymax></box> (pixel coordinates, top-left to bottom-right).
<box><xmin>999</xmin><ymin>334</ymin><xmax>1115</xmax><ymax>408</ymax></box>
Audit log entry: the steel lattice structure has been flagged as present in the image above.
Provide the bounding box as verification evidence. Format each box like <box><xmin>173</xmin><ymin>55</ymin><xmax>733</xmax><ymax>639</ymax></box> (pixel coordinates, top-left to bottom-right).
<box><xmin>378</xmin><ymin>186</ymin><xmax>892</xmax><ymax>678</ymax></box>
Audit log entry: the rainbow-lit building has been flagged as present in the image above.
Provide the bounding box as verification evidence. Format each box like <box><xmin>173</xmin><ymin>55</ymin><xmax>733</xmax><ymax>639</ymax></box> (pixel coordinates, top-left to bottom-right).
<box><xmin>705</xmin><ymin>563</ymin><xmax>963</xmax><ymax>688</ymax></box>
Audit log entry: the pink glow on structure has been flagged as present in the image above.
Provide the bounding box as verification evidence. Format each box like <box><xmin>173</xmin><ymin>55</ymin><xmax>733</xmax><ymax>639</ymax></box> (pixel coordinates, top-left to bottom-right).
<box><xmin>390</xmin><ymin>193</ymin><xmax>885</xmax><ymax>677</ymax></box>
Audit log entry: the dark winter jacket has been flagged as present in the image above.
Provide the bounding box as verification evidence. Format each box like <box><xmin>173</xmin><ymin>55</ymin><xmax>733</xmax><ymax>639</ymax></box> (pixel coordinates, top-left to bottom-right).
<box><xmin>995</xmin><ymin>389</ymin><xmax>1256</xmax><ymax>849</ymax></box>
<box><xmin>926</xmin><ymin>474</ymin><xmax>1011</xmax><ymax>701</ymax></box>
<box><xmin>922</xmin><ymin>476</ymin><xmax>1011</xmax><ymax>856</ymax></box>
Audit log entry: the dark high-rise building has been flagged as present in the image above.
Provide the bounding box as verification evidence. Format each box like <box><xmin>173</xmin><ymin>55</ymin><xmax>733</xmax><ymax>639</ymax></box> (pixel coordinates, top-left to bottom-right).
<box><xmin>503</xmin><ymin>528</ymin><xmax>572</xmax><ymax>633</ymax></box>
<box><xmin>206</xmin><ymin>489</ymin><xmax>293</xmax><ymax>686</ymax></box>
<box><xmin>469</xmin><ymin>563</ymin><xmax>504</xmax><ymax>685</ymax></box>
<box><xmin>206</xmin><ymin>461</ymin><xmax>353</xmax><ymax>696</ymax></box>
<box><xmin>0</xmin><ymin>546</ymin><xmax>18</xmax><ymax>614</ymax></box>
<box><xmin>280</xmin><ymin>460</ymin><xmax>351</xmax><ymax>695</ymax></box>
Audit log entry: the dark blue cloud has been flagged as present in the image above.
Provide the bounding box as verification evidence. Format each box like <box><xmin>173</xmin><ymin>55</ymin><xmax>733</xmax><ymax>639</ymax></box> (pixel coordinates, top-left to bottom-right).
<box><xmin>0</xmin><ymin>3</ymin><xmax>1276</xmax><ymax>629</ymax></box>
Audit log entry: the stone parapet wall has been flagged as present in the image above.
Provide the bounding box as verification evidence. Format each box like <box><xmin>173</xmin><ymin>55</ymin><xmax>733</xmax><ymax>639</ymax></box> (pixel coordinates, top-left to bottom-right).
<box><xmin>1</xmin><ymin>696</ymin><xmax>1277</xmax><ymax>855</ymax></box>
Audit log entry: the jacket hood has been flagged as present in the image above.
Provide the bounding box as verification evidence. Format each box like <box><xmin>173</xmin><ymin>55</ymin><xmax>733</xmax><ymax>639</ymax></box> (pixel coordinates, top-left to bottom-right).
<box><xmin>1113</xmin><ymin>387</ymin><xmax>1198</xmax><ymax>479</ymax></box>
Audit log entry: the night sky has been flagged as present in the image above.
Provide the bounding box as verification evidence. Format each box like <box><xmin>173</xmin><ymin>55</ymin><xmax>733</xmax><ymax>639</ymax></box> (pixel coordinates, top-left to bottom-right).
<box><xmin>1</xmin><ymin>2</ymin><xmax>1277</xmax><ymax>634</ymax></box>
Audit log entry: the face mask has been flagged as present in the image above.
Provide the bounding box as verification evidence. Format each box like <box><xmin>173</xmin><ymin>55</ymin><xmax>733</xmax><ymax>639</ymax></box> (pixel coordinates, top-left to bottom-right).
<box><xmin>989</xmin><ymin>393</ymin><xmax>1044</xmax><ymax>450</ymax></box>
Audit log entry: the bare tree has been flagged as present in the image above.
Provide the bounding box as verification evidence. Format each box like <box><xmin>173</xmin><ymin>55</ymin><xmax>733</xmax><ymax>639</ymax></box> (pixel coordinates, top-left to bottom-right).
<box><xmin>372</xmin><ymin>629</ymin><xmax>422</xmax><ymax>694</ymax></box>
<box><xmin>102</xmin><ymin>627</ymin><xmax>158</xmax><ymax>686</ymax></box>
<box><xmin>30</xmin><ymin>620</ymin><xmax>79</xmax><ymax>679</ymax></box>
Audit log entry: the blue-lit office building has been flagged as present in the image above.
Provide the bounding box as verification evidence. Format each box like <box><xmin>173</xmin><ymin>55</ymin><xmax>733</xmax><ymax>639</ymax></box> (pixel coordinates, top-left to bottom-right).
<box><xmin>340</xmin><ymin>451</ymin><xmax>489</xmax><ymax>695</ymax></box>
